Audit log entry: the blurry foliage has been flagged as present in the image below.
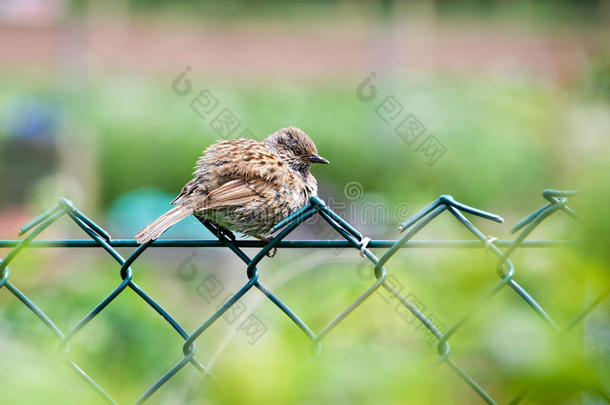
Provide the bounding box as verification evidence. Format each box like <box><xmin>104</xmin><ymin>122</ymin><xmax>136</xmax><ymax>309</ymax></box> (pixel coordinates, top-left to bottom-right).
<box><xmin>65</xmin><ymin>0</ymin><xmax>606</xmax><ymax>25</ymax></box>
<box><xmin>0</xmin><ymin>74</ymin><xmax>566</xmax><ymax>214</ymax></box>
<box><xmin>585</xmin><ymin>52</ymin><xmax>610</xmax><ymax>103</ymax></box>
<box><xmin>436</xmin><ymin>0</ymin><xmax>602</xmax><ymax>24</ymax></box>
<box><xmin>0</xmin><ymin>238</ymin><xmax>607</xmax><ymax>404</ymax></box>
<box><xmin>1</xmin><ymin>2</ymin><xmax>610</xmax><ymax>403</ymax></box>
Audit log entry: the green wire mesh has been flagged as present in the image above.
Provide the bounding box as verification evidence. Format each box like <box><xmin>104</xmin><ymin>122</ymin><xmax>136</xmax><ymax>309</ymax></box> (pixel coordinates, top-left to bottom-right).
<box><xmin>0</xmin><ymin>190</ymin><xmax>608</xmax><ymax>404</ymax></box>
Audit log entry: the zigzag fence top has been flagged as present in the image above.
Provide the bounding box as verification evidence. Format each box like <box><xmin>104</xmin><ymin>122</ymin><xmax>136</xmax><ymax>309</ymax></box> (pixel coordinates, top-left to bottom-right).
<box><xmin>0</xmin><ymin>190</ymin><xmax>607</xmax><ymax>404</ymax></box>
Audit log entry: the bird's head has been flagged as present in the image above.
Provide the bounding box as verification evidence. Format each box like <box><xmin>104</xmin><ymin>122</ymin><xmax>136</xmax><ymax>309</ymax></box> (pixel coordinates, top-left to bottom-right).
<box><xmin>265</xmin><ymin>127</ymin><xmax>329</xmax><ymax>174</ymax></box>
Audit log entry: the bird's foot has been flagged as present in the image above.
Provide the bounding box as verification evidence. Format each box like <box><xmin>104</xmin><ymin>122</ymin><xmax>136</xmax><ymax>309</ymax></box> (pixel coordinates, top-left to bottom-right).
<box><xmin>254</xmin><ymin>235</ymin><xmax>277</xmax><ymax>258</ymax></box>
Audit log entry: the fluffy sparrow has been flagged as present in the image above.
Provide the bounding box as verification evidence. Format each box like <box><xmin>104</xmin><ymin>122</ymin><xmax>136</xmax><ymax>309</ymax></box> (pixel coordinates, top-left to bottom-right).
<box><xmin>135</xmin><ymin>126</ymin><xmax>328</xmax><ymax>244</ymax></box>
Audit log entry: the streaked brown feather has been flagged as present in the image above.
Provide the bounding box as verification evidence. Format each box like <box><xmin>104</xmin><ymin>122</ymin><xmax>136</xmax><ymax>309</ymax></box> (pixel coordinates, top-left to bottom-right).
<box><xmin>203</xmin><ymin>179</ymin><xmax>260</xmax><ymax>209</ymax></box>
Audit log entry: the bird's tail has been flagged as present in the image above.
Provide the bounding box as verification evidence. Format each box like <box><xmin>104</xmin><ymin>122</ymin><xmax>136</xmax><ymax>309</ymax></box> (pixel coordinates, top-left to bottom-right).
<box><xmin>135</xmin><ymin>205</ymin><xmax>193</xmax><ymax>244</ymax></box>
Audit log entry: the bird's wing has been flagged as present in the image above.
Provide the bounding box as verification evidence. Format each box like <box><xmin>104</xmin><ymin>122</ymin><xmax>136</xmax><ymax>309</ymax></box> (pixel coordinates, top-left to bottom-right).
<box><xmin>200</xmin><ymin>179</ymin><xmax>263</xmax><ymax>209</ymax></box>
<box><xmin>171</xmin><ymin>139</ymin><xmax>290</xmax><ymax>208</ymax></box>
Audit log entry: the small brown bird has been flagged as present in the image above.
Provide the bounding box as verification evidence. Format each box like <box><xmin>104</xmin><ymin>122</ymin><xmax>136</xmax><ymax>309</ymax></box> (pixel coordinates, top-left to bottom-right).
<box><xmin>135</xmin><ymin>126</ymin><xmax>329</xmax><ymax>244</ymax></box>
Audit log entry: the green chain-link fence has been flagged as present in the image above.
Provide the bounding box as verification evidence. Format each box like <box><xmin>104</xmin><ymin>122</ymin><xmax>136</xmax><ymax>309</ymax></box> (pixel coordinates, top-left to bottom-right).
<box><xmin>0</xmin><ymin>189</ymin><xmax>608</xmax><ymax>404</ymax></box>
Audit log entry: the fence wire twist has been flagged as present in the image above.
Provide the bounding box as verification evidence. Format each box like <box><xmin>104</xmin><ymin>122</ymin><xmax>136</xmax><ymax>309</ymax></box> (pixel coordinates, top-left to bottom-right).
<box><xmin>0</xmin><ymin>190</ymin><xmax>608</xmax><ymax>404</ymax></box>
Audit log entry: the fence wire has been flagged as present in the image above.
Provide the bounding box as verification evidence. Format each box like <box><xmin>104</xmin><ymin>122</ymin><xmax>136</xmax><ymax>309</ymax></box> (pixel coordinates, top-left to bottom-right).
<box><xmin>0</xmin><ymin>190</ymin><xmax>608</xmax><ymax>404</ymax></box>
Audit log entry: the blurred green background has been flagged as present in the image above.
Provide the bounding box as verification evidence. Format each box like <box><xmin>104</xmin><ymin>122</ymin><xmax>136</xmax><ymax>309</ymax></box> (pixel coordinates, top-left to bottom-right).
<box><xmin>0</xmin><ymin>1</ymin><xmax>609</xmax><ymax>404</ymax></box>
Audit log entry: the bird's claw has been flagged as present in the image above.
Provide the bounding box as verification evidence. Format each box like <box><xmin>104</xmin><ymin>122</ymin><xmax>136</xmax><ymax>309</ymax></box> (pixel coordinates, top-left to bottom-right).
<box><xmin>266</xmin><ymin>247</ymin><xmax>278</xmax><ymax>258</ymax></box>
<box><xmin>254</xmin><ymin>235</ymin><xmax>277</xmax><ymax>258</ymax></box>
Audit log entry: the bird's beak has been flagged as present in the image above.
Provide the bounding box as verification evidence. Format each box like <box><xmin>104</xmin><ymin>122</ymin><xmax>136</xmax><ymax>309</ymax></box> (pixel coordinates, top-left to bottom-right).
<box><xmin>309</xmin><ymin>154</ymin><xmax>330</xmax><ymax>164</ymax></box>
